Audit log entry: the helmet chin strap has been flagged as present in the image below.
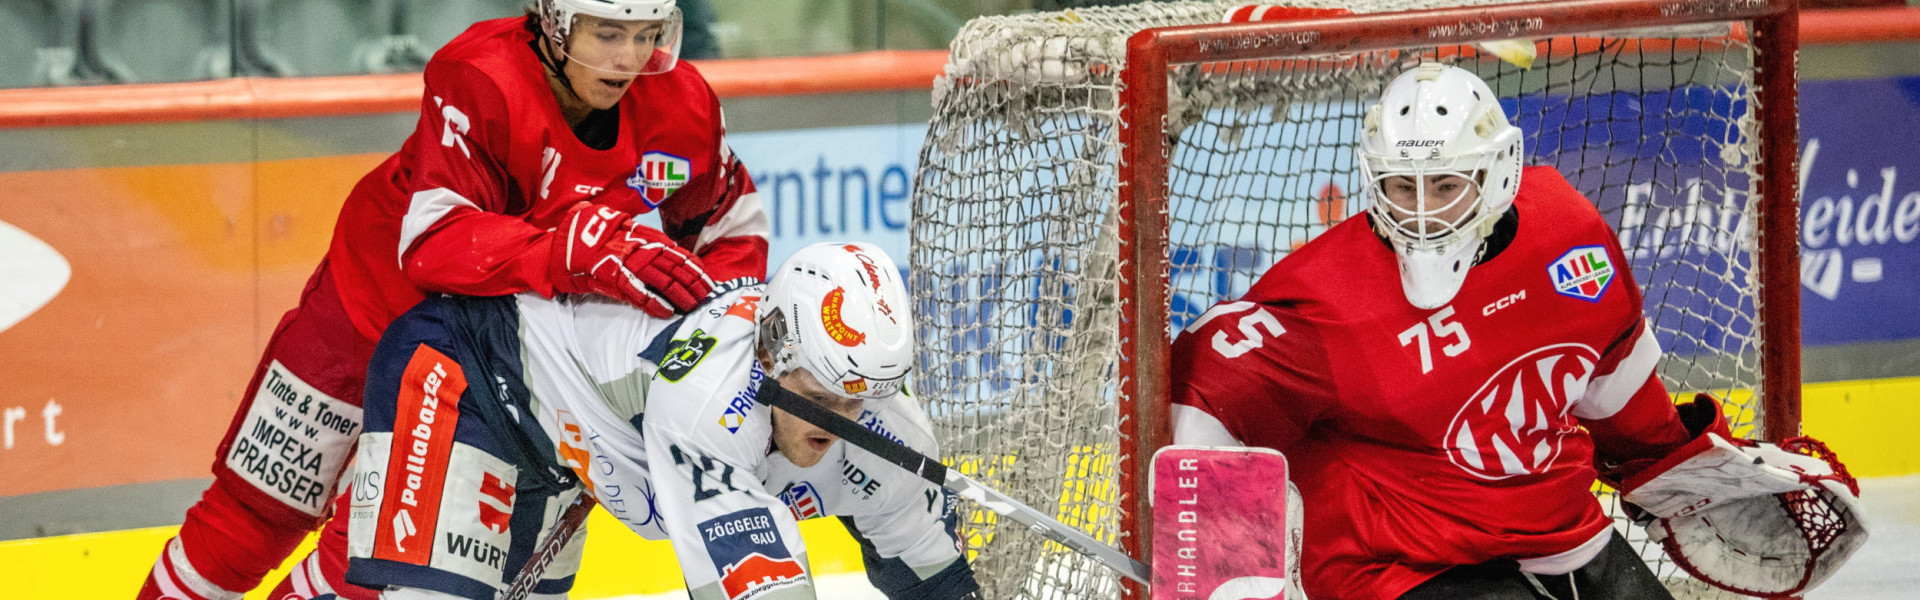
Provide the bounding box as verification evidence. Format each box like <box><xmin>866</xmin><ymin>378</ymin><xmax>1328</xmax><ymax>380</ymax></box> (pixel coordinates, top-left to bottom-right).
<box><xmin>531</xmin><ymin>35</ymin><xmax>590</xmax><ymax>106</ymax></box>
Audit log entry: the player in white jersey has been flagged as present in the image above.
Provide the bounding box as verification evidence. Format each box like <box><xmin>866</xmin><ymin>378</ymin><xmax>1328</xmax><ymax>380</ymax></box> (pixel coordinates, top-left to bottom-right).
<box><xmin>343</xmin><ymin>242</ymin><xmax>979</xmax><ymax>600</ymax></box>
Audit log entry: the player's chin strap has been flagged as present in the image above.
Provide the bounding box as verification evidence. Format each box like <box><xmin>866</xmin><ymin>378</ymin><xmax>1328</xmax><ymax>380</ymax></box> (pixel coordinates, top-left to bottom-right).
<box><xmin>753</xmin><ymin>379</ymin><xmax>1153</xmax><ymax>585</ymax></box>
<box><xmin>1604</xmin><ymin>393</ymin><xmax>1869</xmax><ymax>597</ymax></box>
<box><xmin>526</xmin><ymin>25</ymin><xmax>589</xmax><ymax>107</ymax></box>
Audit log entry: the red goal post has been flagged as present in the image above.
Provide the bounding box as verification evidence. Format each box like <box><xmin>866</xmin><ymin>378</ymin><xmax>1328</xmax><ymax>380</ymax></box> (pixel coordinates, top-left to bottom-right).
<box><xmin>1115</xmin><ymin>0</ymin><xmax>1804</xmax><ymax>573</ymax></box>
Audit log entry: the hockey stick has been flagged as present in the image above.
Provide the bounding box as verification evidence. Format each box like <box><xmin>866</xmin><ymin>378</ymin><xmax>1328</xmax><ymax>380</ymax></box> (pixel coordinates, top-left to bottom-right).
<box><xmin>755</xmin><ymin>380</ymin><xmax>1152</xmax><ymax>585</ymax></box>
<box><xmin>503</xmin><ymin>493</ymin><xmax>597</xmax><ymax>600</ymax></box>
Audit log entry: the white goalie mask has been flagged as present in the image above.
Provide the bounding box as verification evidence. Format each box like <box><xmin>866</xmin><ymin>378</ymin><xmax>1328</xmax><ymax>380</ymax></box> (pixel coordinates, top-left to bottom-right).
<box><xmin>536</xmin><ymin>0</ymin><xmax>683</xmax><ymax>76</ymax></box>
<box><xmin>758</xmin><ymin>242</ymin><xmax>913</xmax><ymax>402</ymax></box>
<box><xmin>1360</xmin><ymin>63</ymin><xmax>1524</xmax><ymax>309</ymax></box>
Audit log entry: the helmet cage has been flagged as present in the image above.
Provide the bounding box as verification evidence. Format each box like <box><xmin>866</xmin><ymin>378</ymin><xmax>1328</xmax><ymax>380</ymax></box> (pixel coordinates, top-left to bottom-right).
<box><xmin>1359</xmin><ymin>150</ymin><xmax>1501</xmax><ymax>251</ymax></box>
<box><xmin>538</xmin><ymin>0</ymin><xmax>683</xmax><ymax>76</ymax></box>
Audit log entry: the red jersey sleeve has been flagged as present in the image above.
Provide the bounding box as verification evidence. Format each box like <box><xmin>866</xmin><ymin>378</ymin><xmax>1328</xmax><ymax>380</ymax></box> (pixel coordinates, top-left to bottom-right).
<box><xmin>396</xmin><ymin>59</ymin><xmax>559</xmax><ymax>297</ymax></box>
<box><xmin>655</xmin><ymin>101</ymin><xmax>769</xmax><ymax>284</ymax></box>
<box><xmin>1169</xmin><ymin>301</ymin><xmax>1337</xmax><ymax>453</ymax></box>
<box><xmin>1567</xmin><ymin>226</ymin><xmax>1689</xmax><ymax>465</ymax></box>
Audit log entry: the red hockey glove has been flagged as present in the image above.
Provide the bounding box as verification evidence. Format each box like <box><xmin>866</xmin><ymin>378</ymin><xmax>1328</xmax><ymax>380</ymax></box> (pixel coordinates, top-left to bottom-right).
<box><xmin>549</xmin><ymin>202</ymin><xmax>715</xmax><ymax>317</ymax></box>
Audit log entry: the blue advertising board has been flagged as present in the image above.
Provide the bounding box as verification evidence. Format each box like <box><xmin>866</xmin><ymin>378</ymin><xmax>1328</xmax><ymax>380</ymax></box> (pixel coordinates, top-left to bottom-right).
<box><xmin>1796</xmin><ymin>77</ymin><xmax>1920</xmax><ymax>346</ymax></box>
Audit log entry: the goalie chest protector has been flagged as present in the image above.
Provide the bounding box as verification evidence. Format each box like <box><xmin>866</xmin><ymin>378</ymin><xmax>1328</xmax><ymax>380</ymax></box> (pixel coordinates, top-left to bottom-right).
<box><xmin>1175</xmin><ymin>166</ymin><xmax>1655</xmax><ymax>599</ymax></box>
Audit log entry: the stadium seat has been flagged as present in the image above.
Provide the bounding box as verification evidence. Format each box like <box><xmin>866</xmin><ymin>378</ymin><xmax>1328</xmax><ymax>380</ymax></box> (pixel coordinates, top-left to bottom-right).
<box><xmin>394</xmin><ymin>0</ymin><xmax>527</xmax><ymax>66</ymax></box>
<box><xmin>0</xmin><ymin>0</ymin><xmax>85</xmax><ymax>88</ymax></box>
<box><xmin>81</xmin><ymin>0</ymin><xmax>232</xmax><ymax>83</ymax></box>
<box><xmin>238</xmin><ymin>0</ymin><xmax>406</xmax><ymax>76</ymax></box>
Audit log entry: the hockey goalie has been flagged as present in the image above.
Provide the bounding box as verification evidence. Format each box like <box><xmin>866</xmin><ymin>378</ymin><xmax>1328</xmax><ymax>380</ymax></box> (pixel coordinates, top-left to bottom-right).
<box><xmin>1166</xmin><ymin>63</ymin><xmax>1868</xmax><ymax>600</ymax></box>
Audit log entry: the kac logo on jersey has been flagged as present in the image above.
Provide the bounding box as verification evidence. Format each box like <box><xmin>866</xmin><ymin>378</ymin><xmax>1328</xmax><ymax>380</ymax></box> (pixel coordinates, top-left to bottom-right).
<box><xmin>659</xmin><ymin>329</ymin><xmax>718</xmax><ymax>382</ymax></box>
<box><xmin>780</xmin><ymin>482</ymin><xmax>824</xmax><ymax>520</ymax></box>
<box><xmin>1548</xmin><ymin>245</ymin><xmax>1616</xmax><ymax>302</ymax></box>
<box><xmin>628</xmin><ymin>151</ymin><xmax>691</xmax><ymax>208</ymax></box>
<box><xmin>1444</xmin><ymin>344</ymin><xmax>1598</xmax><ymax>480</ymax></box>
<box><xmin>699</xmin><ymin>508</ymin><xmax>809</xmax><ymax>599</ymax></box>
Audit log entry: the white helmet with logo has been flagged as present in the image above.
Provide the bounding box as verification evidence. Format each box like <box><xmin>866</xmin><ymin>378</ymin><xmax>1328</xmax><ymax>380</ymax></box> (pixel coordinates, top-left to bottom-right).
<box><xmin>535</xmin><ymin>0</ymin><xmax>683</xmax><ymax>75</ymax></box>
<box><xmin>758</xmin><ymin>242</ymin><xmax>913</xmax><ymax>402</ymax></box>
<box><xmin>1359</xmin><ymin>63</ymin><xmax>1524</xmax><ymax>309</ymax></box>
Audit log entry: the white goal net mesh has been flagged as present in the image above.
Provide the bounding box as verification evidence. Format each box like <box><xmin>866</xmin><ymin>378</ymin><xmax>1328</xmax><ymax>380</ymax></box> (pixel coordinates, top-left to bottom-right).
<box><xmin>911</xmin><ymin>2</ymin><xmax>1774</xmax><ymax>599</ymax></box>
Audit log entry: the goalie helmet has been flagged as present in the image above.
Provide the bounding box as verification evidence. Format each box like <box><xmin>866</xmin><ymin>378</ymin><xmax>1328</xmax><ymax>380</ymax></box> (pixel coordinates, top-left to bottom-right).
<box><xmin>758</xmin><ymin>242</ymin><xmax>912</xmax><ymax>402</ymax></box>
<box><xmin>1359</xmin><ymin>63</ymin><xmax>1524</xmax><ymax>309</ymax></box>
<box><xmin>535</xmin><ymin>0</ymin><xmax>683</xmax><ymax>75</ymax></box>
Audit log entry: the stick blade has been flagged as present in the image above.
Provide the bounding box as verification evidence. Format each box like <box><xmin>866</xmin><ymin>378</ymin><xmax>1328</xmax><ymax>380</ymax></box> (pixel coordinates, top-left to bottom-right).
<box><xmin>1151</xmin><ymin>445</ymin><xmax>1293</xmax><ymax>600</ymax></box>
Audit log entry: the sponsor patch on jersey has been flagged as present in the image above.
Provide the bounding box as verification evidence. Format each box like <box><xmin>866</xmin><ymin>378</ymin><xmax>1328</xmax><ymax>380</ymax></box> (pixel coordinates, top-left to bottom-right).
<box><xmin>724</xmin><ymin>294</ymin><xmax>762</xmax><ymax>322</ymax></box>
<box><xmin>477</xmin><ymin>472</ymin><xmax>515</xmax><ymax>534</ymax></box>
<box><xmin>780</xmin><ymin>482</ymin><xmax>825</xmax><ymax>520</ymax></box>
<box><xmin>1548</xmin><ymin>245</ymin><xmax>1616</xmax><ymax>302</ymax></box>
<box><xmin>699</xmin><ymin>507</ymin><xmax>808</xmax><ymax>599</ymax></box>
<box><xmin>660</xmin><ymin>329</ymin><xmax>718</xmax><ymax>382</ymax></box>
<box><xmin>717</xmin><ymin>364</ymin><xmax>765</xmax><ymax>434</ymax></box>
<box><xmin>820</xmin><ymin>288</ymin><xmax>865</xmax><ymax>347</ymax></box>
<box><xmin>373</xmin><ymin>345</ymin><xmax>468</xmax><ymax>566</ymax></box>
<box><xmin>555</xmin><ymin>410</ymin><xmax>598</xmax><ymax>489</ymax></box>
<box><xmin>1445</xmin><ymin>343</ymin><xmax>1598</xmax><ymax>480</ymax></box>
<box><xmin>628</xmin><ymin>151</ymin><xmax>691</xmax><ymax>208</ymax></box>
<box><xmin>227</xmin><ymin>361</ymin><xmax>364</xmax><ymax>516</ymax></box>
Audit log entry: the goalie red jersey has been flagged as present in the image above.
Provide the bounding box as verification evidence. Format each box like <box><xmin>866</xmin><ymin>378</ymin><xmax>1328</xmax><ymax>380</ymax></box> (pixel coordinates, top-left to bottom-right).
<box><xmin>328</xmin><ymin>16</ymin><xmax>767</xmax><ymax>341</ymax></box>
<box><xmin>1170</xmin><ymin>167</ymin><xmax>1689</xmax><ymax>600</ymax></box>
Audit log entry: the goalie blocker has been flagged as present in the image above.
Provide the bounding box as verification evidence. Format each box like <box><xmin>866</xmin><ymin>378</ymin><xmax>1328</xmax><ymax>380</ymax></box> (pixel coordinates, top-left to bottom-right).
<box><xmin>1606</xmin><ymin>394</ymin><xmax>1869</xmax><ymax>598</ymax></box>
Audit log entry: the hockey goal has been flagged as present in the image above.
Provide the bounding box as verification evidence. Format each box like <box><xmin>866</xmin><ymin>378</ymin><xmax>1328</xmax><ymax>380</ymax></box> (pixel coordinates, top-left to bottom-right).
<box><xmin>910</xmin><ymin>1</ymin><xmax>1801</xmax><ymax>599</ymax></box>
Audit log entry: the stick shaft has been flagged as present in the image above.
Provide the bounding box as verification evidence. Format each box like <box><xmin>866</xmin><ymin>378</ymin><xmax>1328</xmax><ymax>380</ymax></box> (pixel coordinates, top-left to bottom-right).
<box><xmin>503</xmin><ymin>493</ymin><xmax>597</xmax><ymax>600</ymax></box>
<box><xmin>755</xmin><ymin>380</ymin><xmax>1151</xmax><ymax>584</ymax></box>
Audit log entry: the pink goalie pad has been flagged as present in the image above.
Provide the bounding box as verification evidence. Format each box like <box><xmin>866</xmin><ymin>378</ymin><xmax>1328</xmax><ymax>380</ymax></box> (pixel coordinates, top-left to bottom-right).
<box><xmin>1151</xmin><ymin>445</ymin><xmax>1293</xmax><ymax>600</ymax></box>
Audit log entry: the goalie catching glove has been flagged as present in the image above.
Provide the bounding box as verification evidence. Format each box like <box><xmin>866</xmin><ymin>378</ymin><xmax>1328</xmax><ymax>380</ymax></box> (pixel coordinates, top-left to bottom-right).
<box><xmin>1605</xmin><ymin>393</ymin><xmax>1869</xmax><ymax>597</ymax></box>
<box><xmin>549</xmin><ymin>201</ymin><xmax>715</xmax><ymax>318</ymax></box>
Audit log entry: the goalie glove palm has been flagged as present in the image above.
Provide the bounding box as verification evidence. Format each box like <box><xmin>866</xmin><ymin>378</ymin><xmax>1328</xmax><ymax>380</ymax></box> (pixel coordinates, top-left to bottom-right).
<box><xmin>1615</xmin><ymin>394</ymin><xmax>1851</xmax><ymax>519</ymax></box>
<box><xmin>1613</xmin><ymin>394</ymin><xmax>1868</xmax><ymax>597</ymax></box>
<box><xmin>550</xmin><ymin>202</ymin><xmax>715</xmax><ymax>318</ymax></box>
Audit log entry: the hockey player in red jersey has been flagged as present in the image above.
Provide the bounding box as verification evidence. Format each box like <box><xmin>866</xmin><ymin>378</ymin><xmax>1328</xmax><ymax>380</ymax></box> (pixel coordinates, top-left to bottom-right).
<box><xmin>1169</xmin><ymin>63</ymin><xmax>1695</xmax><ymax>600</ymax></box>
<box><xmin>138</xmin><ymin>2</ymin><xmax>768</xmax><ymax>599</ymax></box>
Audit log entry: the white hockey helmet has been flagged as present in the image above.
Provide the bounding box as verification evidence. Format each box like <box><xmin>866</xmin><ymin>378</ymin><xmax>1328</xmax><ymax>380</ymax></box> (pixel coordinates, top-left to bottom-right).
<box><xmin>759</xmin><ymin>242</ymin><xmax>913</xmax><ymax>402</ymax></box>
<box><xmin>535</xmin><ymin>0</ymin><xmax>683</xmax><ymax>75</ymax></box>
<box><xmin>1359</xmin><ymin>63</ymin><xmax>1524</xmax><ymax>309</ymax></box>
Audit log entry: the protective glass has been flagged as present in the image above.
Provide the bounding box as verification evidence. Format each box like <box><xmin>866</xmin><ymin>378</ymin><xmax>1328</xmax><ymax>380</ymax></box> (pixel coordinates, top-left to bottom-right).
<box><xmin>560</xmin><ymin>8</ymin><xmax>683</xmax><ymax>77</ymax></box>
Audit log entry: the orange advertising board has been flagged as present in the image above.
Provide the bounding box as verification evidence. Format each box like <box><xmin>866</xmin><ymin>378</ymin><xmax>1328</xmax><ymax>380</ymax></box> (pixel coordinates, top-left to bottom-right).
<box><xmin>0</xmin><ymin>154</ymin><xmax>384</xmax><ymax>497</ymax></box>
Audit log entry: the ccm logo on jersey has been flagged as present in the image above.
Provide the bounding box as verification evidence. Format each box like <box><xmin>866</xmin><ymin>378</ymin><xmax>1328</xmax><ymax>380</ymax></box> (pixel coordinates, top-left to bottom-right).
<box><xmin>699</xmin><ymin>508</ymin><xmax>809</xmax><ymax>599</ymax></box>
<box><xmin>1548</xmin><ymin>245</ymin><xmax>1616</xmax><ymax>302</ymax></box>
<box><xmin>375</xmin><ymin>345</ymin><xmax>468</xmax><ymax>564</ymax></box>
<box><xmin>629</xmin><ymin>151</ymin><xmax>691</xmax><ymax>208</ymax></box>
<box><xmin>1445</xmin><ymin>344</ymin><xmax>1597</xmax><ymax>480</ymax></box>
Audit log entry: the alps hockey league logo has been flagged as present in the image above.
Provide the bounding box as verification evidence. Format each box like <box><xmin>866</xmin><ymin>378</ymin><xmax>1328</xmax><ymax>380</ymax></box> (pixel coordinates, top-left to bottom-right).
<box><xmin>779</xmin><ymin>482</ymin><xmax>825</xmax><ymax>520</ymax></box>
<box><xmin>628</xmin><ymin>151</ymin><xmax>691</xmax><ymax>208</ymax></box>
<box><xmin>1548</xmin><ymin>245</ymin><xmax>1615</xmax><ymax>302</ymax></box>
